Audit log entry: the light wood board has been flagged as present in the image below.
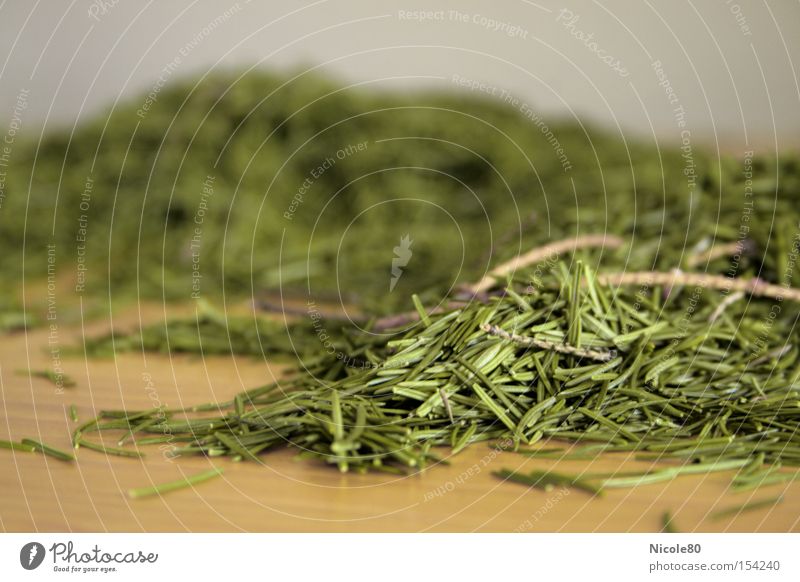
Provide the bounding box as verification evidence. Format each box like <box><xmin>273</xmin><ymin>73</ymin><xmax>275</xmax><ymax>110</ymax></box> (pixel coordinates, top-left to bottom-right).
<box><xmin>1</xmin><ymin>304</ymin><xmax>798</xmax><ymax>532</ymax></box>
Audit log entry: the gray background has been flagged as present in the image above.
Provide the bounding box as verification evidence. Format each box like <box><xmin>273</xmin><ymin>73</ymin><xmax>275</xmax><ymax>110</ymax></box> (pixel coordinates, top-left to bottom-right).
<box><xmin>1</xmin><ymin>0</ymin><xmax>798</xmax><ymax>155</ymax></box>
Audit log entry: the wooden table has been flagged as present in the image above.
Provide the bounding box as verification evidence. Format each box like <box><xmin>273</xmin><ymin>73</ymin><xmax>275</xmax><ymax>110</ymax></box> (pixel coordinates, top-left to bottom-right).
<box><xmin>2</xmin><ymin>304</ymin><xmax>798</xmax><ymax>532</ymax></box>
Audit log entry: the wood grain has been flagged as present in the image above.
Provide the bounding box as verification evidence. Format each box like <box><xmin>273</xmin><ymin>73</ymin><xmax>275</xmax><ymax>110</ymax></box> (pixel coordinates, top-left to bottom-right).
<box><xmin>1</xmin><ymin>304</ymin><xmax>798</xmax><ymax>532</ymax></box>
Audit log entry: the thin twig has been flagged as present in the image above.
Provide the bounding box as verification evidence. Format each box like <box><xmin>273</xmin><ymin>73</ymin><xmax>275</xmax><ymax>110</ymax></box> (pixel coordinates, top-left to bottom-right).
<box><xmin>477</xmin><ymin>211</ymin><xmax>538</xmax><ymax>267</ymax></box>
<box><xmin>686</xmin><ymin>239</ymin><xmax>754</xmax><ymax>268</ymax></box>
<box><xmin>373</xmin><ymin>301</ymin><xmax>468</xmax><ymax>331</ymax></box>
<box><xmin>439</xmin><ymin>388</ymin><xmax>454</xmax><ymax>423</ymax></box>
<box><xmin>749</xmin><ymin>344</ymin><xmax>793</xmax><ymax>367</ymax></box>
<box><xmin>662</xmin><ymin>268</ymin><xmax>684</xmax><ymax>300</ymax></box>
<box><xmin>596</xmin><ymin>272</ymin><xmax>800</xmax><ymax>303</ymax></box>
<box><xmin>709</xmin><ymin>291</ymin><xmax>745</xmax><ymax>323</ymax></box>
<box><xmin>253</xmin><ymin>299</ymin><xmax>359</xmax><ymax>322</ymax></box>
<box><xmin>469</xmin><ymin>234</ymin><xmax>625</xmax><ymax>294</ymax></box>
<box><xmin>481</xmin><ymin>323</ymin><xmax>616</xmax><ymax>362</ymax></box>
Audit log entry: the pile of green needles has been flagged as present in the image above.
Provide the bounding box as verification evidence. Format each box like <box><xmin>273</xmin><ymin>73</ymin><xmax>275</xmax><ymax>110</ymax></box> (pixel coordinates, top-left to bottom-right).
<box><xmin>72</xmin><ymin>259</ymin><xmax>800</xmax><ymax>490</ymax></box>
<box><xmin>2</xmin><ymin>70</ymin><xmax>800</xmax><ymax>505</ymax></box>
<box><xmin>3</xmin><ymin>69</ymin><xmax>800</xmax><ymax>320</ymax></box>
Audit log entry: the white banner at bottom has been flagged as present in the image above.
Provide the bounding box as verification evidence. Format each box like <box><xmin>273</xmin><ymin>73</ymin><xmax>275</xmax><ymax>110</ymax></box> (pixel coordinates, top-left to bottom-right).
<box><xmin>0</xmin><ymin>533</ymin><xmax>796</xmax><ymax>580</ymax></box>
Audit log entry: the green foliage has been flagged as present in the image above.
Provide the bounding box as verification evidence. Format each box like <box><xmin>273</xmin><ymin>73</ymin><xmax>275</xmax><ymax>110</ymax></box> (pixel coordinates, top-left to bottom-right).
<box><xmin>79</xmin><ymin>262</ymin><xmax>800</xmax><ymax>477</ymax></box>
<box><xmin>4</xmin><ymin>70</ymin><xmax>799</xmax><ymax>317</ymax></box>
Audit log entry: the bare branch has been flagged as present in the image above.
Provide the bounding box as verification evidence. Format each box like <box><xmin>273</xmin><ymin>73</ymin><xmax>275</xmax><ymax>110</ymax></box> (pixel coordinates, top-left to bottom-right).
<box><xmin>469</xmin><ymin>234</ymin><xmax>625</xmax><ymax>294</ymax></box>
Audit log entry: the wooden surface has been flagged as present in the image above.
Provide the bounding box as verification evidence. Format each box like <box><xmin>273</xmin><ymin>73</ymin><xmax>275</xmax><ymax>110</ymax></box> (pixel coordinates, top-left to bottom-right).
<box><xmin>1</xmin><ymin>303</ymin><xmax>799</xmax><ymax>533</ymax></box>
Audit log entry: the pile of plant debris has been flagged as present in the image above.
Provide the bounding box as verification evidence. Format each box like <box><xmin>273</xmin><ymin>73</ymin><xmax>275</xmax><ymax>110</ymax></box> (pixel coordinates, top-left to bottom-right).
<box><xmin>70</xmin><ymin>257</ymin><xmax>800</xmax><ymax>491</ymax></box>
<box><xmin>2</xmin><ymin>70</ymin><xmax>799</xmax><ymax>321</ymax></box>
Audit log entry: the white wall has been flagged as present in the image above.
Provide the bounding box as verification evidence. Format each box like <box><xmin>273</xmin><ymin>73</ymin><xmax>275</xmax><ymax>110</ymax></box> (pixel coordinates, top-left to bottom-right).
<box><xmin>1</xmin><ymin>0</ymin><xmax>798</xmax><ymax>155</ymax></box>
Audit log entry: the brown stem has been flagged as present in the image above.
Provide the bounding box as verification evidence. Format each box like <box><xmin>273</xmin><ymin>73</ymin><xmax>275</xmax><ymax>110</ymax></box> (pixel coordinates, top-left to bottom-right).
<box><xmin>477</xmin><ymin>211</ymin><xmax>538</xmax><ymax>267</ymax></box>
<box><xmin>377</xmin><ymin>235</ymin><xmax>624</xmax><ymax>330</ymax></box>
<box><xmin>686</xmin><ymin>239</ymin><xmax>754</xmax><ymax>268</ymax></box>
<box><xmin>596</xmin><ymin>271</ymin><xmax>800</xmax><ymax>303</ymax></box>
<box><xmin>708</xmin><ymin>291</ymin><xmax>745</xmax><ymax>323</ymax></box>
<box><xmin>481</xmin><ymin>323</ymin><xmax>617</xmax><ymax>362</ymax></box>
<box><xmin>469</xmin><ymin>234</ymin><xmax>625</xmax><ymax>294</ymax></box>
<box><xmin>438</xmin><ymin>387</ymin><xmax>455</xmax><ymax>423</ymax></box>
<box><xmin>252</xmin><ymin>299</ymin><xmax>364</xmax><ymax>323</ymax></box>
<box><xmin>749</xmin><ymin>344</ymin><xmax>793</xmax><ymax>366</ymax></box>
<box><xmin>373</xmin><ymin>301</ymin><xmax>468</xmax><ymax>331</ymax></box>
